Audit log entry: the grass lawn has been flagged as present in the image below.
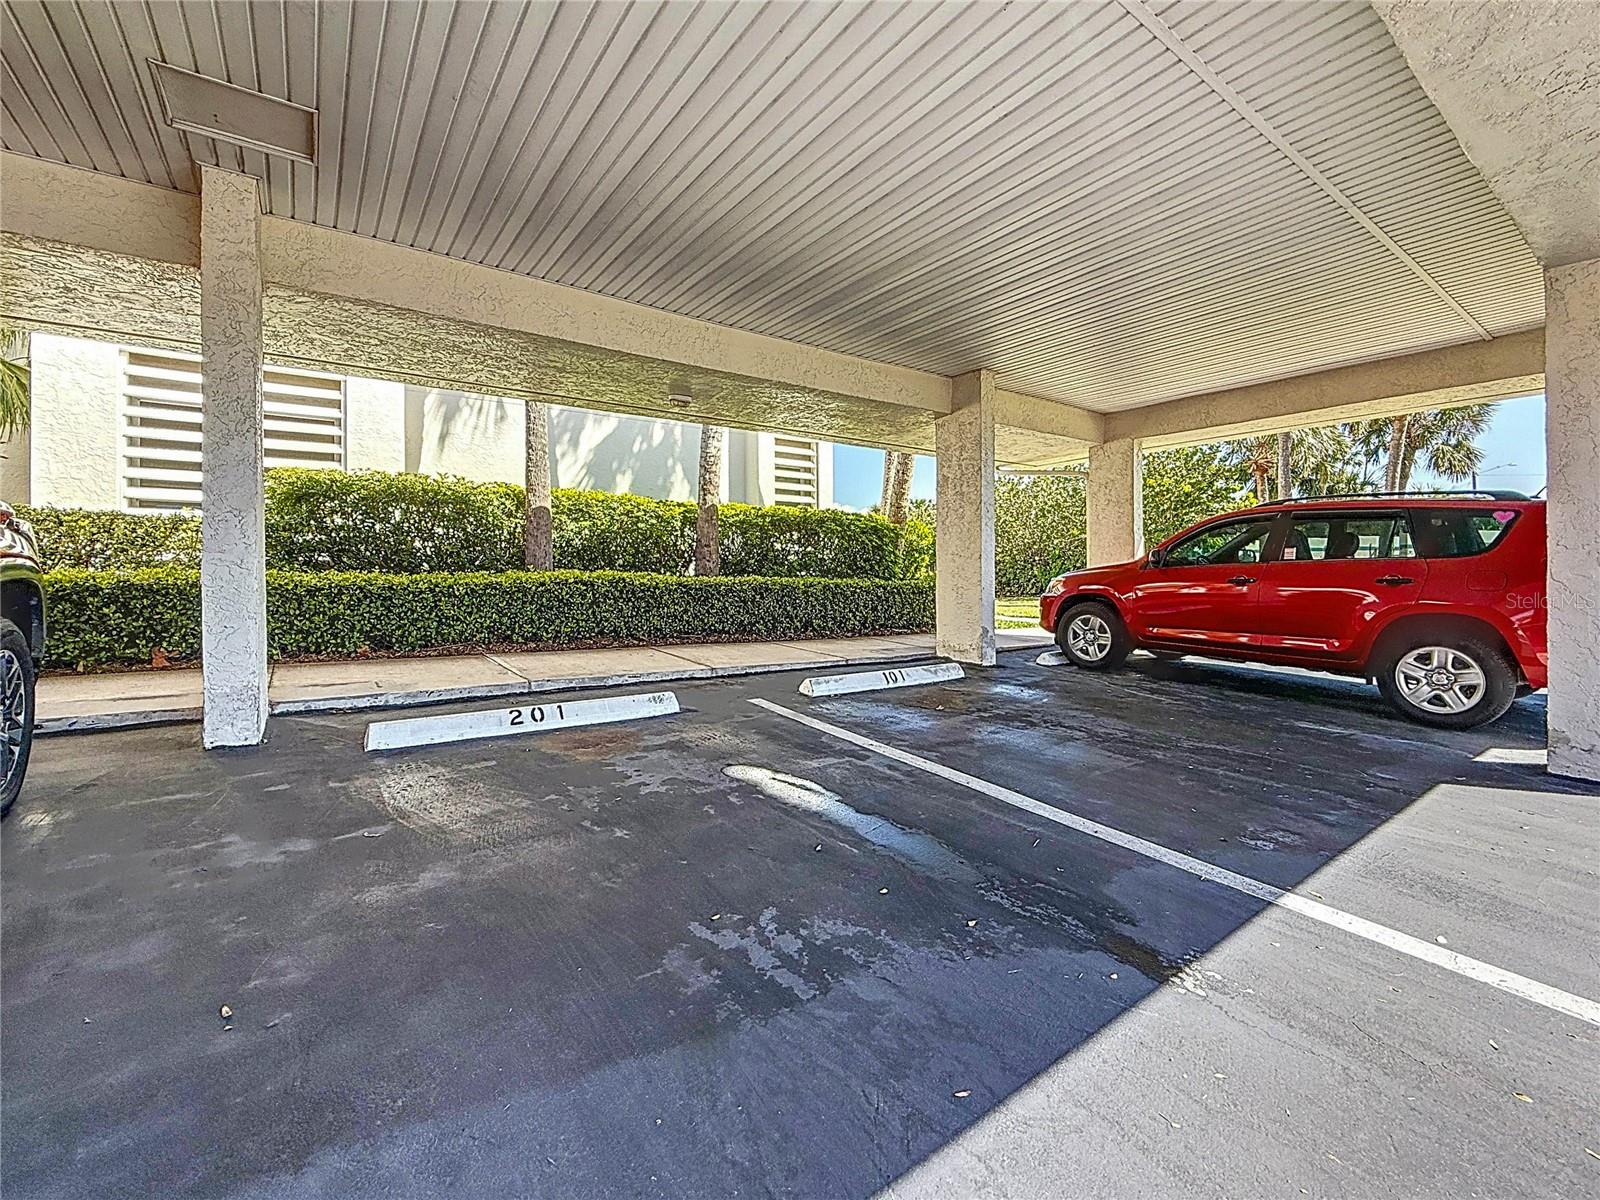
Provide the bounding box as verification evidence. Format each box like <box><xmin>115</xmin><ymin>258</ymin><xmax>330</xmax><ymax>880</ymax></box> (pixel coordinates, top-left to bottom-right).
<box><xmin>997</xmin><ymin>595</ymin><xmax>1040</xmax><ymax>628</ymax></box>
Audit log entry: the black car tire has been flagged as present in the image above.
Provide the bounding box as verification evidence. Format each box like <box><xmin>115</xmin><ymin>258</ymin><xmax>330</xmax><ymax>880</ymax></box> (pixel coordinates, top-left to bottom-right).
<box><xmin>1055</xmin><ymin>600</ymin><xmax>1131</xmax><ymax>671</ymax></box>
<box><xmin>1375</xmin><ymin>631</ymin><xmax>1517</xmax><ymax>730</ymax></box>
<box><xmin>1</xmin><ymin>617</ymin><xmax>36</xmax><ymax>819</ymax></box>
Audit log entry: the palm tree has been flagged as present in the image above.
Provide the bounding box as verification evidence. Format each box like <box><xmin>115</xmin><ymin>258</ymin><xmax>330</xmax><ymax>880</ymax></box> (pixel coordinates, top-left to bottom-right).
<box><xmin>523</xmin><ymin>400</ymin><xmax>552</xmax><ymax>569</ymax></box>
<box><xmin>0</xmin><ymin>323</ymin><xmax>29</xmax><ymax>441</ymax></box>
<box><xmin>694</xmin><ymin>424</ymin><xmax>724</xmax><ymax>575</ymax></box>
<box><xmin>1223</xmin><ymin>426</ymin><xmax>1361</xmax><ymax>500</ymax></box>
<box><xmin>1349</xmin><ymin>405</ymin><xmax>1494</xmax><ymax>492</ymax></box>
<box><xmin>1223</xmin><ymin>436</ymin><xmax>1278</xmax><ymax>502</ymax></box>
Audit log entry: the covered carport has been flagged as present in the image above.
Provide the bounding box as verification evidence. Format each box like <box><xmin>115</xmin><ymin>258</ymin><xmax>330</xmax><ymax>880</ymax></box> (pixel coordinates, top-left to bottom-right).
<box><xmin>2</xmin><ymin>0</ymin><xmax>1594</xmax><ymax>778</ymax></box>
<box><xmin>3</xmin><ymin>5</ymin><xmax>1600</xmax><ymax>1196</ymax></box>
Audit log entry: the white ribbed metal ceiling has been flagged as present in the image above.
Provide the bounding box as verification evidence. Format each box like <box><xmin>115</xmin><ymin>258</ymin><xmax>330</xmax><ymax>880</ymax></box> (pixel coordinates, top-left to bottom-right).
<box><xmin>1</xmin><ymin>0</ymin><xmax>1544</xmax><ymax>412</ymax></box>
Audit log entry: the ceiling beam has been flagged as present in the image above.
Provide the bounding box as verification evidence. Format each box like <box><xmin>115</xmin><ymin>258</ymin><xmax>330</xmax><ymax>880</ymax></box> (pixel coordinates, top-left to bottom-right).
<box><xmin>1107</xmin><ymin>330</ymin><xmax>1544</xmax><ymax>451</ymax></box>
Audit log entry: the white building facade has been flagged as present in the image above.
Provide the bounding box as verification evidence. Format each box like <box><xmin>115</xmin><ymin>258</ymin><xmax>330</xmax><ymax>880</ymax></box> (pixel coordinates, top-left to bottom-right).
<box><xmin>1</xmin><ymin>333</ymin><xmax>833</xmax><ymax>512</ymax></box>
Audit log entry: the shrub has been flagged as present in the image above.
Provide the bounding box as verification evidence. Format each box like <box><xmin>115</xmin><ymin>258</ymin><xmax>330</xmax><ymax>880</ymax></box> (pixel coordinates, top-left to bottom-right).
<box><xmin>40</xmin><ymin>567</ymin><xmax>203</xmax><ymax>666</ymax></box>
<box><xmin>264</xmin><ymin>468</ymin><xmax>524</xmax><ymax>573</ymax></box>
<box><xmin>19</xmin><ymin>506</ymin><xmax>201</xmax><ymax>571</ymax></box>
<box><xmin>896</xmin><ymin>516</ymin><xmax>935</xmax><ymax>580</ymax></box>
<box><xmin>718</xmin><ymin>504</ymin><xmax>903</xmax><ymax>579</ymax></box>
<box><xmin>993</xmin><ymin>474</ymin><xmax>1087</xmax><ymax>595</ymax></box>
<box><xmin>34</xmin><ymin>469</ymin><xmax>920</xmax><ymax>580</ymax></box>
<box><xmin>551</xmin><ymin>488</ymin><xmax>695</xmax><ymax>573</ymax></box>
<box><xmin>41</xmin><ymin>568</ymin><xmax>935</xmax><ymax>669</ymax></box>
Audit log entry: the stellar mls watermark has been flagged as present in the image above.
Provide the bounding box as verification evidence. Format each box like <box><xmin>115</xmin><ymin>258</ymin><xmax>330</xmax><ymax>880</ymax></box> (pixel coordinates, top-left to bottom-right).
<box><xmin>1509</xmin><ymin>590</ymin><xmax>1595</xmax><ymax>612</ymax></box>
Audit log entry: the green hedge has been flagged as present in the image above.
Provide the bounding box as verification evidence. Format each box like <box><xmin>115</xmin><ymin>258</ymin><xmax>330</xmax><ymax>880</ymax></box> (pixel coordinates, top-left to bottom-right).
<box><xmin>19</xmin><ymin>506</ymin><xmax>203</xmax><ymax>572</ymax></box>
<box><xmin>42</xmin><ymin>567</ymin><xmax>935</xmax><ymax>669</ymax></box>
<box><xmin>27</xmin><ymin>469</ymin><xmax>927</xmax><ymax>580</ymax></box>
<box><xmin>264</xmin><ymin>470</ymin><xmax>524</xmax><ymax>573</ymax></box>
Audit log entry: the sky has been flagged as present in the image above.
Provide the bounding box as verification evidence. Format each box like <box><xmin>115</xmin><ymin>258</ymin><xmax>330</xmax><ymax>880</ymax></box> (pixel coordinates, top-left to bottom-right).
<box><xmin>831</xmin><ymin>392</ymin><xmax>1547</xmax><ymax>509</ymax></box>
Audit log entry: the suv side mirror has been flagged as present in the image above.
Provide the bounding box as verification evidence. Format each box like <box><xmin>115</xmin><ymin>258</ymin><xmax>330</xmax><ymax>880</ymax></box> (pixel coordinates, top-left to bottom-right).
<box><xmin>1146</xmin><ymin>547</ymin><xmax>1165</xmax><ymax>568</ymax></box>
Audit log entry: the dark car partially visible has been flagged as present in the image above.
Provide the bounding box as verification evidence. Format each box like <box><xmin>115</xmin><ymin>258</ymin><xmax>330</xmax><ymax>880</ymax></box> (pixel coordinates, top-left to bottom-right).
<box><xmin>0</xmin><ymin>501</ymin><xmax>45</xmax><ymax>817</ymax></box>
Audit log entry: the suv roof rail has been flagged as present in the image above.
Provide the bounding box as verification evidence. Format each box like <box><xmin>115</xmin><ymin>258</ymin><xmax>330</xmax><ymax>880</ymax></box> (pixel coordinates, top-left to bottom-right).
<box><xmin>1255</xmin><ymin>489</ymin><xmax>1529</xmax><ymax>506</ymax></box>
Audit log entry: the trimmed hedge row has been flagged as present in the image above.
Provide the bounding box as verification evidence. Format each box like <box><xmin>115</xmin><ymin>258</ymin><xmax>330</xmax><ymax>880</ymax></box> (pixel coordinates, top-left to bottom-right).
<box><xmin>24</xmin><ymin>468</ymin><xmax>932</xmax><ymax>580</ymax></box>
<box><xmin>42</xmin><ymin>567</ymin><xmax>935</xmax><ymax>668</ymax></box>
<box><xmin>18</xmin><ymin>506</ymin><xmax>203</xmax><ymax>572</ymax></box>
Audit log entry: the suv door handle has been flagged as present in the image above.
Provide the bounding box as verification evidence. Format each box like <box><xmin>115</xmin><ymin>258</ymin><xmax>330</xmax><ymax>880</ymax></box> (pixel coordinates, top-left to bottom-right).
<box><xmin>1374</xmin><ymin>575</ymin><xmax>1415</xmax><ymax>586</ymax></box>
<box><xmin>1226</xmin><ymin>575</ymin><xmax>1256</xmax><ymax>586</ymax></box>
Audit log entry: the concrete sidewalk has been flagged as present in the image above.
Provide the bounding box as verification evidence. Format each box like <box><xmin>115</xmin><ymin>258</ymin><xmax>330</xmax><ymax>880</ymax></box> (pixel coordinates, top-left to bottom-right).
<box><xmin>38</xmin><ymin>630</ymin><xmax>1052</xmax><ymax>734</ymax></box>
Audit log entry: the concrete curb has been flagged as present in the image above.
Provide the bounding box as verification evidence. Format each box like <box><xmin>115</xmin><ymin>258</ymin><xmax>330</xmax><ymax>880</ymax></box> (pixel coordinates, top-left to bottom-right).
<box><xmin>37</xmin><ymin>647</ymin><xmax>973</xmax><ymax>736</ymax></box>
<box><xmin>37</xmin><ymin>706</ymin><xmax>205</xmax><ymax>736</ymax></box>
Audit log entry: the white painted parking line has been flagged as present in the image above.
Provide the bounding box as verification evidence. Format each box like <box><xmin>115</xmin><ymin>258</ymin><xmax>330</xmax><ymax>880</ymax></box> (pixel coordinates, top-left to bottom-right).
<box><xmin>799</xmin><ymin>662</ymin><xmax>964</xmax><ymax>697</ymax></box>
<box><xmin>1035</xmin><ymin>649</ymin><xmax>1066</xmax><ymax>666</ymax></box>
<box><xmin>365</xmin><ymin>691</ymin><xmax>679</xmax><ymax>752</ymax></box>
<box><xmin>1474</xmin><ymin>746</ymin><xmax>1548</xmax><ymax>765</ymax></box>
<box><xmin>748</xmin><ymin>697</ymin><xmax>1600</xmax><ymax>1028</ymax></box>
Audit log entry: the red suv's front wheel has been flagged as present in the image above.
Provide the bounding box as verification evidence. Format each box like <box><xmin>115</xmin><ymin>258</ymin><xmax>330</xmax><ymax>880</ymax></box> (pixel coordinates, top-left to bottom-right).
<box><xmin>1055</xmin><ymin>601</ymin><xmax>1131</xmax><ymax>671</ymax></box>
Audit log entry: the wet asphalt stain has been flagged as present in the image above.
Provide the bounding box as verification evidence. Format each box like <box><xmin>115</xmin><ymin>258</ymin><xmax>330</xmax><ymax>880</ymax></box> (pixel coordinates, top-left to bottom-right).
<box><xmin>721</xmin><ymin>764</ymin><xmax>1194</xmax><ymax>988</ymax></box>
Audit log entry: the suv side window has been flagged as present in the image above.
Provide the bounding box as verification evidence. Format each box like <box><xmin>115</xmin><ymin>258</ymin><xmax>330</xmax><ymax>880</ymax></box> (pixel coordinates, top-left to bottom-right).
<box><xmin>1162</xmin><ymin>518</ymin><xmax>1275</xmax><ymax>567</ymax></box>
<box><xmin>1411</xmin><ymin>508</ymin><xmax>1520</xmax><ymax>558</ymax></box>
<box><xmin>1280</xmin><ymin>512</ymin><xmax>1416</xmax><ymax>562</ymax></box>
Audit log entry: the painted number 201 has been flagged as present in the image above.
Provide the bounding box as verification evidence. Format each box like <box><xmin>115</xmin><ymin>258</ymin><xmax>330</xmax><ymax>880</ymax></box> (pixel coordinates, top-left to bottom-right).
<box><xmin>507</xmin><ymin>703</ymin><xmax>566</xmax><ymax>727</ymax></box>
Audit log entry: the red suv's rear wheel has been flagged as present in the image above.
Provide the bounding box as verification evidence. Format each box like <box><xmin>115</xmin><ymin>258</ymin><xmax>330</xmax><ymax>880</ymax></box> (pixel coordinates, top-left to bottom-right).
<box><xmin>1375</xmin><ymin>633</ymin><xmax>1517</xmax><ymax>729</ymax></box>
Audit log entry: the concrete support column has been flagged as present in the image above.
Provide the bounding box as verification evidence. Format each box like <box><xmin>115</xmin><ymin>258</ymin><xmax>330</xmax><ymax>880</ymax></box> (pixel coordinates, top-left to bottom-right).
<box><xmin>934</xmin><ymin>370</ymin><xmax>996</xmax><ymax>665</ymax></box>
<box><xmin>1086</xmin><ymin>438</ymin><xmax>1143</xmax><ymax>566</ymax></box>
<box><xmin>199</xmin><ymin>166</ymin><xmax>269</xmax><ymax>748</ymax></box>
<box><xmin>1544</xmin><ymin>257</ymin><xmax>1600</xmax><ymax>782</ymax></box>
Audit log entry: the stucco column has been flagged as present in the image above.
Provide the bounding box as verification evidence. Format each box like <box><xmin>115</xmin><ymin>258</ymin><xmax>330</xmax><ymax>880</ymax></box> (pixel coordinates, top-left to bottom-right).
<box><xmin>1086</xmin><ymin>438</ymin><xmax>1143</xmax><ymax>566</ymax></box>
<box><xmin>199</xmin><ymin>166</ymin><xmax>269</xmax><ymax>748</ymax></box>
<box><xmin>934</xmin><ymin>370</ymin><xmax>995</xmax><ymax>665</ymax></box>
<box><xmin>1544</xmin><ymin>258</ymin><xmax>1600</xmax><ymax>783</ymax></box>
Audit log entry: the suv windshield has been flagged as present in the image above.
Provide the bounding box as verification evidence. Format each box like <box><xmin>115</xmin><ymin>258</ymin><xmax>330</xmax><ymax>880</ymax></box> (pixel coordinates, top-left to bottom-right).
<box><xmin>1163</xmin><ymin>518</ymin><xmax>1274</xmax><ymax>567</ymax></box>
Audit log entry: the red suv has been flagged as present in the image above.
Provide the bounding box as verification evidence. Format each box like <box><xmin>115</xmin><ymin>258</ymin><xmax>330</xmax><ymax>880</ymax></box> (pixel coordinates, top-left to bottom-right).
<box><xmin>1039</xmin><ymin>493</ymin><xmax>1546</xmax><ymax>729</ymax></box>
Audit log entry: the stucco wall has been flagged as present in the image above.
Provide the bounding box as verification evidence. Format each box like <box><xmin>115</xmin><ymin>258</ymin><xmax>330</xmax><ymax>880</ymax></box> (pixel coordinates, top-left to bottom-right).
<box><xmin>399</xmin><ymin>387</ymin><xmax>746</xmax><ymax>502</ymax></box>
<box><xmin>344</xmin><ymin>376</ymin><xmax>406</xmax><ymax>472</ymax></box>
<box><xmin>27</xmin><ymin>333</ymin><xmax>122</xmax><ymax>508</ymax></box>
<box><xmin>19</xmin><ymin>332</ymin><xmax>831</xmax><ymax>510</ymax></box>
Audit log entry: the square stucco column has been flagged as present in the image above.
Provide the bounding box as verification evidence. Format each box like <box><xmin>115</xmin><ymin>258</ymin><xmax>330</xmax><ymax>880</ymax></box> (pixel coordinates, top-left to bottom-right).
<box><xmin>199</xmin><ymin>167</ymin><xmax>269</xmax><ymax>748</ymax></box>
<box><xmin>935</xmin><ymin>370</ymin><xmax>995</xmax><ymax>665</ymax></box>
<box><xmin>1086</xmin><ymin>438</ymin><xmax>1143</xmax><ymax>566</ymax></box>
<box><xmin>1544</xmin><ymin>258</ymin><xmax>1600</xmax><ymax>783</ymax></box>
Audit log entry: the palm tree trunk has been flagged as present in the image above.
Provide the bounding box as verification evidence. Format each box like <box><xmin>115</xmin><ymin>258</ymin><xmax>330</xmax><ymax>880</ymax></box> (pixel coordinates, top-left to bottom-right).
<box><xmin>885</xmin><ymin>451</ymin><xmax>914</xmax><ymax>525</ymax></box>
<box><xmin>1397</xmin><ymin>442</ymin><xmax>1419</xmax><ymax>492</ymax></box>
<box><xmin>1383</xmin><ymin>415</ymin><xmax>1409</xmax><ymax>493</ymax></box>
<box><xmin>694</xmin><ymin>425</ymin><xmax>724</xmax><ymax>576</ymax></box>
<box><xmin>880</xmin><ymin>450</ymin><xmax>896</xmax><ymax>512</ymax></box>
<box><xmin>523</xmin><ymin>401</ymin><xmax>553</xmax><ymax>569</ymax></box>
<box><xmin>1276</xmin><ymin>431</ymin><xmax>1293</xmax><ymax>500</ymax></box>
<box><xmin>1251</xmin><ymin>464</ymin><xmax>1269</xmax><ymax>503</ymax></box>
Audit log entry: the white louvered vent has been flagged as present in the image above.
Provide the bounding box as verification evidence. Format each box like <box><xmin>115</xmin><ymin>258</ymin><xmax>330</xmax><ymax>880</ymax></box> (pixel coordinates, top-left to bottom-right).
<box><xmin>120</xmin><ymin>348</ymin><xmax>345</xmax><ymax>511</ymax></box>
<box><xmin>770</xmin><ymin>437</ymin><xmax>820</xmax><ymax>508</ymax></box>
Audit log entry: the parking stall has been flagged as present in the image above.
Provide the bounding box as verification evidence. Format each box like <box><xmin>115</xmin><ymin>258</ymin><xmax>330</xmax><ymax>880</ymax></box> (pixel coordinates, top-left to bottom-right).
<box><xmin>3</xmin><ymin>648</ymin><xmax>1596</xmax><ymax>1198</ymax></box>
